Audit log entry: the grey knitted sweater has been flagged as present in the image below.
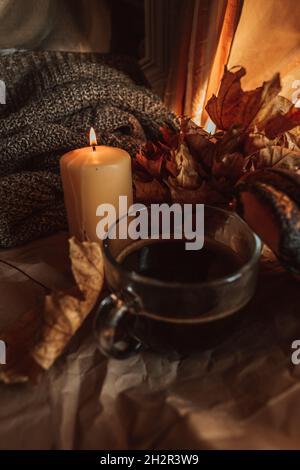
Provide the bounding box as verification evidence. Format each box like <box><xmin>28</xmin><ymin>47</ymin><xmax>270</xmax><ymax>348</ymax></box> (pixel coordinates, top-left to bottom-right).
<box><xmin>0</xmin><ymin>51</ymin><xmax>175</xmax><ymax>248</ymax></box>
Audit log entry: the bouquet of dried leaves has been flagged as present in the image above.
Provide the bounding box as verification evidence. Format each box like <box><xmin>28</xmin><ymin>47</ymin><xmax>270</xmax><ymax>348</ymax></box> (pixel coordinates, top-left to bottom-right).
<box><xmin>133</xmin><ymin>66</ymin><xmax>300</xmax><ymax>207</ymax></box>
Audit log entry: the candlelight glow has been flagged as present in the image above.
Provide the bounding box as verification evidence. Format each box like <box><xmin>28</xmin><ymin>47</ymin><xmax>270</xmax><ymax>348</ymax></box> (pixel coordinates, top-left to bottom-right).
<box><xmin>89</xmin><ymin>127</ymin><xmax>97</xmax><ymax>147</ymax></box>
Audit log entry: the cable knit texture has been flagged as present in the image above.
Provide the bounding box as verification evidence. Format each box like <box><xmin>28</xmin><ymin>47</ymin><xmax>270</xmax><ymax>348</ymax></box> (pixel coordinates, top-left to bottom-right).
<box><xmin>0</xmin><ymin>51</ymin><xmax>176</xmax><ymax>248</ymax></box>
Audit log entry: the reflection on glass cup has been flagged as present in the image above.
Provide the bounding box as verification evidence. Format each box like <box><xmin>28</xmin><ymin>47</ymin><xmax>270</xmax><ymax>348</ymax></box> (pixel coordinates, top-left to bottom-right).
<box><xmin>94</xmin><ymin>205</ymin><xmax>262</xmax><ymax>358</ymax></box>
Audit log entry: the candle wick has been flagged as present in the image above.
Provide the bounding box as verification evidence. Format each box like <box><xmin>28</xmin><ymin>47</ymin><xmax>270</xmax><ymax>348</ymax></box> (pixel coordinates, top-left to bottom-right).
<box><xmin>92</xmin><ymin>145</ymin><xmax>96</xmax><ymax>152</ymax></box>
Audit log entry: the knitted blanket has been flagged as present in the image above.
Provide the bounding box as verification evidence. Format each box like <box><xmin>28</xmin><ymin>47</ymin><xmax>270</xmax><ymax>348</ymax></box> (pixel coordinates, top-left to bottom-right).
<box><xmin>0</xmin><ymin>51</ymin><xmax>175</xmax><ymax>248</ymax></box>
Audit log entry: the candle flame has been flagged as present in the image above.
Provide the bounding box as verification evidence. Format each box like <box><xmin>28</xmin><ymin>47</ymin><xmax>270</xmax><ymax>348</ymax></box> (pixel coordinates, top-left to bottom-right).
<box><xmin>89</xmin><ymin>127</ymin><xmax>97</xmax><ymax>147</ymax></box>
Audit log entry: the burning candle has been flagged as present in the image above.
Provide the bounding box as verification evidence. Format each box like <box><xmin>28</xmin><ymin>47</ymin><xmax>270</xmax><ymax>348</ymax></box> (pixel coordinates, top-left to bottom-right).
<box><xmin>60</xmin><ymin>128</ymin><xmax>133</xmax><ymax>242</ymax></box>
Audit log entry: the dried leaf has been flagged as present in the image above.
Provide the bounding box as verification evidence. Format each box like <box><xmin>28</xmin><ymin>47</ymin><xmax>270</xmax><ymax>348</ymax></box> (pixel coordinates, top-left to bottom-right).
<box><xmin>0</xmin><ymin>238</ymin><xmax>104</xmax><ymax>383</ymax></box>
<box><xmin>212</xmin><ymin>153</ymin><xmax>245</xmax><ymax>182</ymax></box>
<box><xmin>244</xmin><ymin>129</ymin><xmax>300</xmax><ymax>156</ymax></box>
<box><xmin>133</xmin><ymin>176</ymin><xmax>168</xmax><ymax>202</ymax></box>
<box><xmin>258</xmin><ymin>146</ymin><xmax>300</xmax><ymax>171</ymax></box>
<box><xmin>160</xmin><ymin>118</ymin><xmax>214</xmax><ymax>158</ymax></box>
<box><xmin>244</xmin><ymin>131</ymin><xmax>273</xmax><ymax>155</ymax></box>
<box><xmin>186</xmin><ymin>132</ymin><xmax>215</xmax><ymax>163</ymax></box>
<box><xmin>265</xmin><ymin>106</ymin><xmax>300</xmax><ymax>139</ymax></box>
<box><xmin>160</xmin><ymin>125</ymin><xmax>180</xmax><ymax>149</ymax></box>
<box><xmin>253</xmin><ymin>95</ymin><xmax>292</xmax><ymax>131</ymax></box>
<box><xmin>174</xmin><ymin>143</ymin><xmax>199</xmax><ymax>189</ymax></box>
<box><xmin>205</xmin><ymin>66</ymin><xmax>281</xmax><ymax>131</ymax></box>
<box><xmin>136</xmin><ymin>142</ymin><xmax>165</xmax><ymax>178</ymax></box>
<box><xmin>290</xmin><ymin>126</ymin><xmax>300</xmax><ymax>139</ymax></box>
<box><xmin>32</xmin><ymin>238</ymin><xmax>104</xmax><ymax>369</ymax></box>
<box><xmin>136</xmin><ymin>118</ymin><xmax>216</xmax><ymax>190</ymax></box>
<box><xmin>283</xmin><ymin>131</ymin><xmax>300</xmax><ymax>152</ymax></box>
<box><xmin>165</xmin><ymin>177</ymin><xmax>224</xmax><ymax>205</ymax></box>
<box><xmin>164</xmin><ymin>152</ymin><xmax>179</xmax><ymax>177</ymax></box>
<box><xmin>214</xmin><ymin>127</ymin><xmax>244</xmax><ymax>159</ymax></box>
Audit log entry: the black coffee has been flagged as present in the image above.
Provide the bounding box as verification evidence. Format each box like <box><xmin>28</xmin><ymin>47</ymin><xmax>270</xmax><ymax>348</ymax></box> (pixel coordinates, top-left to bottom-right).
<box><xmin>119</xmin><ymin>239</ymin><xmax>243</xmax><ymax>283</ymax></box>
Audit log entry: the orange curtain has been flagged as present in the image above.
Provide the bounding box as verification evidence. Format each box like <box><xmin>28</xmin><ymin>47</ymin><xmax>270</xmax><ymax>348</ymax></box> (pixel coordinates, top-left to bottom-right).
<box><xmin>164</xmin><ymin>0</ymin><xmax>243</xmax><ymax>126</ymax></box>
<box><xmin>228</xmin><ymin>0</ymin><xmax>300</xmax><ymax>102</ymax></box>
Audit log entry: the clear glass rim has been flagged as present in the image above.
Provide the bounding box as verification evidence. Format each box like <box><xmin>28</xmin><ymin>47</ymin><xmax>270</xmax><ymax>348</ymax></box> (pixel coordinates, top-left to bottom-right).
<box><xmin>103</xmin><ymin>204</ymin><xmax>262</xmax><ymax>290</ymax></box>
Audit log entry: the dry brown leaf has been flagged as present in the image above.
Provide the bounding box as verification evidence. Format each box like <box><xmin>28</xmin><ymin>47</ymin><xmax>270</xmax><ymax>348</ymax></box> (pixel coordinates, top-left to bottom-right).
<box><xmin>205</xmin><ymin>66</ymin><xmax>281</xmax><ymax>131</ymax></box>
<box><xmin>244</xmin><ymin>132</ymin><xmax>272</xmax><ymax>155</ymax></box>
<box><xmin>290</xmin><ymin>126</ymin><xmax>300</xmax><ymax>139</ymax></box>
<box><xmin>165</xmin><ymin>177</ymin><xmax>224</xmax><ymax>205</ymax></box>
<box><xmin>242</xmin><ymin>146</ymin><xmax>300</xmax><ymax>173</ymax></box>
<box><xmin>212</xmin><ymin>153</ymin><xmax>245</xmax><ymax>183</ymax></box>
<box><xmin>265</xmin><ymin>106</ymin><xmax>300</xmax><ymax>139</ymax></box>
<box><xmin>0</xmin><ymin>238</ymin><xmax>104</xmax><ymax>383</ymax></box>
<box><xmin>173</xmin><ymin>143</ymin><xmax>199</xmax><ymax>189</ymax></box>
<box><xmin>259</xmin><ymin>146</ymin><xmax>300</xmax><ymax>171</ymax></box>
<box><xmin>283</xmin><ymin>131</ymin><xmax>300</xmax><ymax>152</ymax></box>
<box><xmin>181</xmin><ymin>120</ymin><xmax>215</xmax><ymax>161</ymax></box>
<box><xmin>253</xmin><ymin>95</ymin><xmax>292</xmax><ymax>131</ymax></box>
<box><xmin>185</xmin><ymin>129</ymin><xmax>213</xmax><ymax>156</ymax></box>
<box><xmin>136</xmin><ymin>142</ymin><xmax>165</xmax><ymax>178</ymax></box>
<box><xmin>244</xmin><ymin>129</ymin><xmax>300</xmax><ymax>156</ymax></box>
<box><xmin>133</xmin><ymin>176</ymin><xmax>169</xmax><ymax>202</ymax></box>
<box><xmin>214</xmin><ymin>127</ymin><xmax>244</xmax><ymax>159</ymax></box>
<box><xmin>160</xmin><ymin>124</ymin><xmax>180</xmax><ymax>149</ymax></box>
<box><xmin>32</xmin><ymin>238</ymin><xmax>104</xmax><ymax>369</ymax></box>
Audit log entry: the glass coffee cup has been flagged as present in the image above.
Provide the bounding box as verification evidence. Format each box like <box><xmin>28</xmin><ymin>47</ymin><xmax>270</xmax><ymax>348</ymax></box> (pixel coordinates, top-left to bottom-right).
<box><xmin>94</xmin><ymin>205</ymin><xmax>261</xmax><ymax>358</ymax></box>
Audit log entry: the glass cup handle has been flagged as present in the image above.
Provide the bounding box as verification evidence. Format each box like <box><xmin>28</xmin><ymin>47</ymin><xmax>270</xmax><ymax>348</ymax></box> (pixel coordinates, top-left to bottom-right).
<box><xmin>93</xmin><ymin>293</ymin><xmax>143</xmax><ymax>359</ymax></box>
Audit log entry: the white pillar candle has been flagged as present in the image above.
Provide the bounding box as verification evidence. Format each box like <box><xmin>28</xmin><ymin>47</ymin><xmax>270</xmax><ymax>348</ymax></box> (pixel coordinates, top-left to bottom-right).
<box><xmin>60</xmin><ymin>128</ymin><xmax>133</xmax><ymax>242</ymax></box>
